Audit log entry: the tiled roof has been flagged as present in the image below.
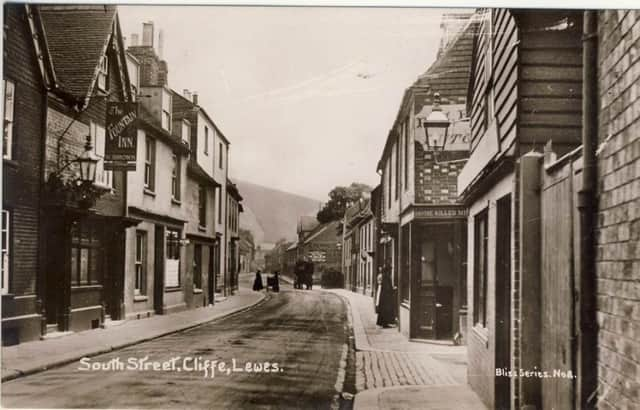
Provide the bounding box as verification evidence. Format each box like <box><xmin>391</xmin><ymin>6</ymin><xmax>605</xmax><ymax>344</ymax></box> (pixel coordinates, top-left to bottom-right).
<box><xmin>138</xmin><ymin>105</ymin><xmax>190</xmax><ymax>155</ymax></box>
<box><xmin>377</xmin><ymin>14</ymin><xmax>479</xmax><ymax>170</ymax></box>
<box><xmin>39</xmin><ymin>5</ymin><xmax>117</xmax><ymax>101</ymax></box>
<box><xmin>298</xmin><ymin>215</ymin><xmax>319</xmax><ymax>233</ymax></box>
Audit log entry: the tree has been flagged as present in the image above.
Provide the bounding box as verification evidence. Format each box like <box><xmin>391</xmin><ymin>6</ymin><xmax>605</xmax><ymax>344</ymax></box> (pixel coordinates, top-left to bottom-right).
<box><xmin>317</xmin><ymin>182</ymin><xmax>372</xmax><ymax>224</ymax></box>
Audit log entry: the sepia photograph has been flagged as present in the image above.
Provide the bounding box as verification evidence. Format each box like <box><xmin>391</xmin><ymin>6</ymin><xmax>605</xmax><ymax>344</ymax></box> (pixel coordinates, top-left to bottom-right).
<box><xmin>1</xmin><ymin>1</ymin><xmax>638</xmax><ymax>409</ymax></box>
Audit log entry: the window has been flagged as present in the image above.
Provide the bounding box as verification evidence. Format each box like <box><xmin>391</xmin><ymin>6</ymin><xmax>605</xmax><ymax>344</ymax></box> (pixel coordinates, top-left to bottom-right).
<box><xmin>198</xmin><ymin>184</ymin><xmax>207</xmax><ymax>227</ymax></box>
<box><xmin>97</xmin><ymin>56</ymin><xmax>108</xmax><ymax>91</ymax></box>
<box><xmin>3</xmin><ymin>80</ymin><xmax>15</xmax><ymax>160</ymax></box>
<box><xmin>218</xmin><ymin>143</ymin><xmax>223</xmax><ymax>168</ymax></box>
<box><xmin>204</xmin><ymin>126</ymin><xmax>209</xmax><ymax>155</ymax></box>
<box><xmin>2</xmin><ymin>210</ymin><xmax>10</xmax><ymax>294</ymax></box>
<box><xmin>395</xmin><ymin>140</ymin><xmax>400</xmax><ymax>200</ymax></box>
<box><xmin>70</xmin><ymin>219</ymin><xmax>103</xmax><ymax>286</ymax></box>
<box><xmin>91</xmin><ymin>122</ymin><xmax>113</xmax><ymax>188</ymax></box>
<box><xmin>404</xmin><ymin>120</ymin><xmax>409</xmax><ymax>190</ymax></box>
<box><xmin>181</xmin><ymin>121</ymin><xmax>190</xmax><ymax>144</ymax></box>
<box><xmin>126</xmin><ymin>56</ymin><xmax>139</xmax><ymax>102</ymax></box>
<box><xmin>135</xmin><ymin>231</ymin><xmax>147</xmax><ymax>295</ymax></box>
<box><xmin>217</xmin><ymin>187</ymin><xmax>222</xmax><ymax>224</ymax></box>
<box><xmin>165</xmin><ymin>229</ymin><xmax>181</xmax><ymax>287</ymax></box>
<box><xmin>144</xmin><ymin>137</ymin><xmax>155</xmax><ymax>191</ymax></box>
<box><xmin>171</xmin><ymin>154</ymin><xmax>181</xmax><ymax>201</ymax></box>
<box><xmin>474</xmin><ymin>210</ymin><xmax>489</xmax><ymax>327</ymax></box>
<box><xmin>161</xmin><ymin>89</ymin><xmax>171</xmax><ymax>132</ymax></box>
<box><xmin>387</xmin><ymin>161</ymin><xmax>391</xmax><ymax>208</ymax></box>
<box><xmin>194</xmin><ymin>244</ymin><xmax>202</xmax><ymax>290</ymax></box>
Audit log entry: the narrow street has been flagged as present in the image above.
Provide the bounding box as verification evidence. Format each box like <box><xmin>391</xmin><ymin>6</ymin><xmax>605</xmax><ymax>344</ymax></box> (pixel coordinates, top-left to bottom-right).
<box><xmin>1</xmin><ymin>275</ymin><xmax>352</xmax><ymax>409</ymax></box>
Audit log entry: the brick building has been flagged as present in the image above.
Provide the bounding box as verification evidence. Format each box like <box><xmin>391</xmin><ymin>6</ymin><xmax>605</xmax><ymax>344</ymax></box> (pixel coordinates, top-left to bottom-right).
<box><xmin>594</xmin><ymin>10</ymin><xmax>640</xmax><ymax>410</ymax></box>
<box><xmin>376</xmin><ymin>12</ymin><xmax>474</xmax><ymax>342</ymax></box>
<box><xmin>37</xmin><ymin>5</ymin><xmax>137</xmax><ymax>333</ymax></box>
<box><xmin>2</xmin><ymin>4</ymin><xmax>48</xmax><ymax>345</ymax></box>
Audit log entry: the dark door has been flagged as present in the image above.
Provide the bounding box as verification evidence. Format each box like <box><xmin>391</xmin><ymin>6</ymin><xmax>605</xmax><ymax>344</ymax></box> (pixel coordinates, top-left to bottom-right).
<box><xmin>495</xmin><ymin>195</ymin><xmax>512</xmax><ymax>409</ymax></box>
<box><xmin>208</xmin><ymin>245</ymin><xmax>215</xmax><ymax>305</ymax></box>
<box><xmin>435</xmin><ymin>286</ymin><xmax>453</xmax><ymax>339</ymax></box>
<box><xmin>415</xmin><ymin>239</ymin><xmax>436</xmax><ymax>339</ymax></box>
<box><xmin>153</xmin><ymin>225</ymin><xmax>165</xmax><ymax>314</ymax></box>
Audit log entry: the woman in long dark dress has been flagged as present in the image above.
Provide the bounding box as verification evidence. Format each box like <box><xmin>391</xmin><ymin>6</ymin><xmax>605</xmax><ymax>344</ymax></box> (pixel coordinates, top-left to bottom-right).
<box><xmin>252</xmin><ymin>270</ymin><xmax>264</xmax><ymax>291</ymax></box>
<box><xmin>376</xmin><ymin>269</ymin><xmax>395</xmax><ymax>327</ymax></box>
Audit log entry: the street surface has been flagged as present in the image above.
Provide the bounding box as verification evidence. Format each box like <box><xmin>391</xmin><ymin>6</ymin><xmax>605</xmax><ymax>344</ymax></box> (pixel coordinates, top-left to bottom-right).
<box><xmin>2</xmin><ymin>275</ymin><xmax>351</xmax><ymax>409</ymax></box>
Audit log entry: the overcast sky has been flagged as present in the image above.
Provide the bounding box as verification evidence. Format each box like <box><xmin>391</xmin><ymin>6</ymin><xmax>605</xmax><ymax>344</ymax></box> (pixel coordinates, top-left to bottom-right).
<box><xmin>119</xmin><ymin>5</ymin><xmax>464</xmax><ymax>200</ymax></box>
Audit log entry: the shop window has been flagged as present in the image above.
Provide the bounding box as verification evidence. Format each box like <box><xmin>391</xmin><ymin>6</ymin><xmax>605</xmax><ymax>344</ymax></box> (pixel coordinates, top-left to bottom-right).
<box><xmin>400</xmin><ymin>226</ymin><xmax>410</xmax><ymax>302</ymax></box>
<box><xmin>474</xmin><ymin>210</ymin><xmax>489</xmax><ymax>327</ymax></box>
<box><xmin>194</xmin><ymin>244</ymin><xmax>202</xmax><ymax>290</ymax></box>
<box><xmin>70</xmin><ymin>219</ymin><xmax>103</xmax><ymax>286</ymax></box>
<box><xmin>144</xmin><ymin>137</ymin><xmax>155</xmax><ymax>191</ymax></box>
<box><xmin>1</xmin><ymin>210</ymin><xmax>10</xmax><ymax>294</ymax></box>
<box><xmin>3</xmin><ymin>79</ymin><xmax>15</xmax><ymax>160</ymax></box>
<box><xmin>165</xmin><ymin>229</ymin><xmax>181</xmax><ymax>287</ymax></box>
<box><xmin>135</xmin><ymin>231</ymin><xmax>147</xmax><ymax>295</ymax></box>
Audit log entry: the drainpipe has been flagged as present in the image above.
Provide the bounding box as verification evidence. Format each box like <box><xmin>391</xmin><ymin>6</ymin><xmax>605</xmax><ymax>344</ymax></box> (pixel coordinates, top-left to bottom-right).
<box><xmin>577</xmin><ymin>10</ymin><xmax>598</xmax><ymax>409</ymax></box>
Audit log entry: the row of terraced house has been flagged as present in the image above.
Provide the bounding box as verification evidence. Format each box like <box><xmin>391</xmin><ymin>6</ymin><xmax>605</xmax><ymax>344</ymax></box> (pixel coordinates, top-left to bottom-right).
<box><xmin>2</xmin><ymin>5</ymin><xmax>244</xmax><ymax>346</ymax></box>
<box><xmin>346</xmin><ymin>9</ymin><xmax>639</xmax><ymax>410</ymax></box>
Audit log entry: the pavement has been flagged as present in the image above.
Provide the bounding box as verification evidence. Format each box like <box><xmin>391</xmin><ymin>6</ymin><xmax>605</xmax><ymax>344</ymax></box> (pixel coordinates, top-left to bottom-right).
<box><xmin>325</xmin><ymin>288</ymin><xmax>486</xmax><ymax>410</ymax></box>
<box><xmin>1</xmin><ymin>285</ymin><xmax>265</xmax><ymax>383</ymax></box>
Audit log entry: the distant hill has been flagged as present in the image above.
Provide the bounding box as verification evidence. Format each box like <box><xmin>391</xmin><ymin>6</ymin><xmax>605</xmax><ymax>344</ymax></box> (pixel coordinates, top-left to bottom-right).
<box><xmin>235</xmin><ymin>179</ymin><xmax>322</xmax><ymax>243</ymax></box>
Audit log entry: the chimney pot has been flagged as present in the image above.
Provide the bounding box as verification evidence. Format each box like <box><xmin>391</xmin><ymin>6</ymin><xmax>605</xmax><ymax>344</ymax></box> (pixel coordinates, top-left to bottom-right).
<box><xmin>183</xmin><ymin>89</ymin><xmax>191</xmax><ymax>100</ymax></box>
<box><xmin>192</xmin><ymin>92</ymin><xmax>198</xmax><ymax>105</ymax></box>
<box><xmin>158</xmin><ymin>29</ymin><xmax>164</xmax><ymax>59</ymax></box>
<box><xmin>142</xmin><ymin>22</ymin><xmax>154</xmax><ymax>47</ymax></box>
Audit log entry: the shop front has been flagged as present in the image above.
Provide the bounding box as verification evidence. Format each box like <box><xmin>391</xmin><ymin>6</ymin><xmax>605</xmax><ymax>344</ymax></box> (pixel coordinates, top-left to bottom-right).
<box><xmin>399</xmin><ymin>205</ymin><xmax>467</xmax><ymax>341</ymax></box>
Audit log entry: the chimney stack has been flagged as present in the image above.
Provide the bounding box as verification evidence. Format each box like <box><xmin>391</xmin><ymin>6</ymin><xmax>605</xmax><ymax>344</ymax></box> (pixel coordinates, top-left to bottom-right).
<box><xmin>192</xmin><ymin>92</ymin><xmax>198</xmax><ymax>105</ymax></box>
<box><xmin>183</xmin><ymin>89</ymin><xmax>191</xmax><ymax>101</ymax></box>
<box><xmin>130</xmin><ymin>33</ymin><xmax>139</xmax><ymax>46</ymax></box>
<box><xmin>142</xmin><ymin>22</ymin><xmax>154</xmax><ymax>47</ymax></box>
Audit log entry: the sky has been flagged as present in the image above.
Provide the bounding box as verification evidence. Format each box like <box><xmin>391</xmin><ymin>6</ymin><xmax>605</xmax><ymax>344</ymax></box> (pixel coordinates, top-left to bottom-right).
<box><xmin>119</xmin><ymin>5</ymin><xmax>466</xmax><ymax>201</ymax></box>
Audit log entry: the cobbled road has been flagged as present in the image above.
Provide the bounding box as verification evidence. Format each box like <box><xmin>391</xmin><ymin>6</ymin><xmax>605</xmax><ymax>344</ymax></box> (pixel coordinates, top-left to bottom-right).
<box><xmin>1</xmin><ymin>277</ymin><xmax>351</xmax><ymax>409</ymax></box>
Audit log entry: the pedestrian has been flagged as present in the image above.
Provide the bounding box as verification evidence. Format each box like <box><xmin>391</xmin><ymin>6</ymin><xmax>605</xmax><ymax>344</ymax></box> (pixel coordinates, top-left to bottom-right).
<box><xmin>252</xmin><ymin>270</ymin><xmax>264</xmax><ymax>291</ymax></box>
<box><xmin>273</xmin><ymin>271</ymin><xmax>280</xmax><ymax>292</ymax></box>
<box><xmin>305</xmin><ymin>258</ymin><xmax>314</xmax><ymax>290</ymax></box>
<box><xmin>376</xmin><ymin>267</ymin><xmax>395</xmax><ymax>328</ymax></box>
<box><xmin>374</xmin><ymin>270</ymin><xmax>383</xmax><ymax>313</ymax></box>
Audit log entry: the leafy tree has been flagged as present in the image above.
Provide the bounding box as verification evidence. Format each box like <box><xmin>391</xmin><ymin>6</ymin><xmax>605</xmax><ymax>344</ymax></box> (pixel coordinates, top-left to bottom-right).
<box><xmin>317</xmin><ymin>182</ymin><xmax>372</xmax><ymax>224</ymax></box>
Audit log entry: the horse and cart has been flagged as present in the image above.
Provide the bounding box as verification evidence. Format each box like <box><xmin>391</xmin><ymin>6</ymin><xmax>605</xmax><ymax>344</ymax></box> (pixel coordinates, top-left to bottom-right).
<box><xmin>293</xmin><ymin>259</ymin><xmax>314</xmax><ymax>290</ymax></box>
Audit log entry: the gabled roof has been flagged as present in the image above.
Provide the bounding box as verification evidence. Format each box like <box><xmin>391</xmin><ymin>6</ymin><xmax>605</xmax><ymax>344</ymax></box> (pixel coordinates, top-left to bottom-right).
<box><xmin>138</xmin><ymin>105</ymin><xmax>190</xmax><ymax>154</ymax></box>
<box><xmin>298</xmin><ymin>215</ymin><xmax>319</xmax><ymax>233</ymax></box>
<box><xmin>171</xmin><ymin>90</ymin><xmax>230</xmax><ymax>145</ymax></box>
<box><xmin>303</xmin><ymin>220</ymin><xmax>341</xmax><ymax>245</ymax></box>
<box><xmin>227</xmin><ymin>179</ymin><xmax>243</xmax><ymax>201</ymax></box>
<box><xmin>376</xmin><ymin>13</ymin><xmax>479</xmax><ymax>170</ymax></box>
<box><xmin>38</xmin><ymin>5</ymin><xmax>130</xmax><ymax>106</ymax></box>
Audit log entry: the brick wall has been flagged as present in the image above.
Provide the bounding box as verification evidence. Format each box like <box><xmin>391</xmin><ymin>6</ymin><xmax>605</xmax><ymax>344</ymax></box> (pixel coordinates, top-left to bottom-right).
<box><xmin>414</xmin><ymin>142</ymin><xmax>467</xmax><ymax>204</ymax></box>
<box><xmin>2</xmin><ymin>6</ymin><xmax>45</xmax><ymax>298</ymax></box>
<box><xmin>596</xmin><ymin>9</ymin><xmax>640</xmax><ymax>410</ymax></box>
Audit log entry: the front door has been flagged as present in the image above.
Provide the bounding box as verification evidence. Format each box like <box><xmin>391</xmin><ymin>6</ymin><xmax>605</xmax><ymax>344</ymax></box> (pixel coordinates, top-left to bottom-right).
<box><xmin>153</xmin><ymin>225</ymin><xmax>165</xmax><ymax>314</ymax></box>
<box><xmin>415</xmin><ymin>239</ymin><xmax>436</xmax><ymax>339</ymax></box>
<box><xmin>435</xmin><ymin>286</ymin><xmax>453</xmax><ymax>339</ymax></box>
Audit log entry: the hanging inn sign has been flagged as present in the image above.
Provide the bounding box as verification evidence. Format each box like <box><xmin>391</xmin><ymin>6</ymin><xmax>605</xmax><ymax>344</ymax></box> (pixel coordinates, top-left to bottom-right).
<box><xmin>105</xmin><ymin>102</ymin><xmax>138</xmax><ymax>170</ymax></box>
